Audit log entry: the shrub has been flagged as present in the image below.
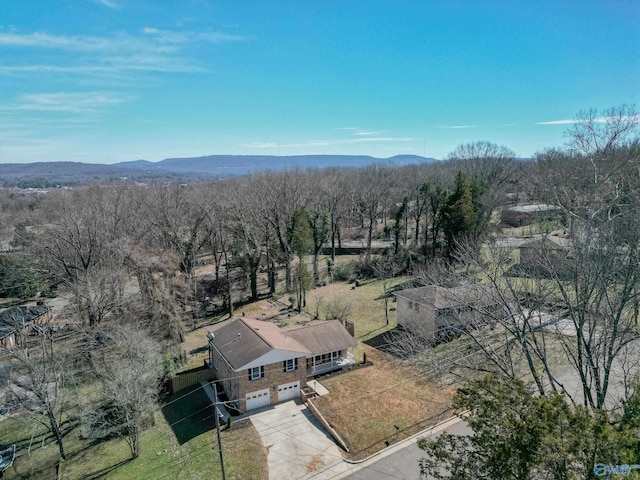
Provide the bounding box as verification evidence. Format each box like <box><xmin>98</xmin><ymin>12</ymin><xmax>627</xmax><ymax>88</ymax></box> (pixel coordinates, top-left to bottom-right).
<box><xmin>333</xmin><ymin>262</ymin><xmax>354</xmax><ymax>281</ymax></box>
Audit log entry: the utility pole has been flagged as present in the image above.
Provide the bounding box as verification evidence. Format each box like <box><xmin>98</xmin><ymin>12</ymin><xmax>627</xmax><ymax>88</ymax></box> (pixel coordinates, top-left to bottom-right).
<box><xmin>213</xmin><ymin>383</ymin><xmax>227</xmax><ymax>480</ymax></box>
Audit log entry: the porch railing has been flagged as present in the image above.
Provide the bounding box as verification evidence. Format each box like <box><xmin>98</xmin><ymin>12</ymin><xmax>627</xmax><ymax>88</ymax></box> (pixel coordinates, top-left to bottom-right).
<box><xmin>307</xmin><ymin>352</ymin><xmax>355</xmax><ymax>376</ymax></box>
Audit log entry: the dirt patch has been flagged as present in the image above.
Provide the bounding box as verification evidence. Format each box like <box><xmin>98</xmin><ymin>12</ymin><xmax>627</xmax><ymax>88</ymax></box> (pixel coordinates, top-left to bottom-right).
<box><xmin>306</xmin><ymin>454</ymin><xmax>324</xmax><ymax>474</ymax></box>
<box><xmin>313</xmin><ymin>348</ymin><xmax>456</xmax><ymax>460</ymax></box>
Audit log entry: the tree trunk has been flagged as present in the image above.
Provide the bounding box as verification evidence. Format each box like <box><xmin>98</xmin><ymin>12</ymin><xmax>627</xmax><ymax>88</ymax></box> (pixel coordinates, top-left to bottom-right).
<box><xmin>224</xmin><ymin>250</ymin><xmax>234</xmax><ymax>317</ymax></box>
<box><xmin>331</xmin><ymin>213</ymin><xmax>337</xmax><ymax>261</ymax></box>
<box><xmin>313</xmin><ymin>249</ymin><xmax>320</xmax><ymax>284</ymax></box>
<box><xmin>367</xmin><ymin>214</ymin><xmax>375</xmax><ymax>261</ymax></box>
<box><xmin>47</xmin><ymin>409</ymin><xmax>66</xmax><ymax>460</ymax></box>
<box><xmin>284</xmin><ymin>255</ymin><xmax>292</xmax><ymax>292</ymax></box>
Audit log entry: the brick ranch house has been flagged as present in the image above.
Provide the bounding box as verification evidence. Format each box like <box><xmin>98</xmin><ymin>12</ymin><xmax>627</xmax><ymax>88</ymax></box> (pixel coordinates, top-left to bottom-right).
<box><xmin>395</xmin><ymin>284</ymin><xmax>504</xmax><ymax>343</ymax></box>
<box><xmin>0</xmin><ymin>305</ymin><xmax>52</xmax><ymax>349</ymax></box>
<box><xmin>206</xmin><ymin>317</ymin><xmax>356</xmax><ymax>412</ymax></box>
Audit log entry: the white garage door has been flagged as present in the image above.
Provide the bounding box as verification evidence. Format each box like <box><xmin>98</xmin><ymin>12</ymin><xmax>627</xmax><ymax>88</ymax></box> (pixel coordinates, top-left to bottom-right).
<box><xmin>246</xmin><ymin>388</ymin><xmax>270</xmax><ymax>411</ymax></box>
<box><xmin>277</xmin><ymin>381</ymin><xmax>300</xmax><ymax>402</ymax></box>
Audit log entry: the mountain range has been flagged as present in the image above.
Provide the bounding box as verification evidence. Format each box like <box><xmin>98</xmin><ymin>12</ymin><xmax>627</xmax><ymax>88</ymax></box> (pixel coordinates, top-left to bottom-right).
<box><xmin>0</xmin><ymin>154</ymin><xmax>437</xmax><ymax>187</ymax></box>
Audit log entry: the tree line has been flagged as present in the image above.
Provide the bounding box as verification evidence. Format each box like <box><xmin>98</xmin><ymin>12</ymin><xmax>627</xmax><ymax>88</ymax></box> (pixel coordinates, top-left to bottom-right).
<box><xmin>1</xmin><ymin>105</ymin><xmax>638</xmax><ymax>474</ymax></box>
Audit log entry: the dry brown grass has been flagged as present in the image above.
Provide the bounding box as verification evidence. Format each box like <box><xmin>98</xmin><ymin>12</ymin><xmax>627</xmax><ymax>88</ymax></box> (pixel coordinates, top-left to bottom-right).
<box><xmin>314</xmin><ymin>348</ymin><xmax>456</xmax><ymax>460</ymax></box>
<box><xmin>278</xmin><ymin>278</ymin><xmax>406</xmax><ymax>334</ymax></box>
<box><xmin>180</xmin><ymin>277</ymin><xmax>408</xmax><ymax>371</ymax></box>
<box><xmin>305</xmin><ymin>454</ymin><xmax>324</xmax><ymax>474</ymax></box>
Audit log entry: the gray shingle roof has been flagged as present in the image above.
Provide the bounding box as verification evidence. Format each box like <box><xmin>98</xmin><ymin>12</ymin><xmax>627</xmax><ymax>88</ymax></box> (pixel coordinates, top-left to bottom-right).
<box><xmin>205</xmin><ymin>318</ymin><xmax>309</xmax><ymax>370</ymax></box>
<box><xmin>283</xmin><ymin>320</ymin><xmax>356</xmax><ymax>355</ymax></box>
<box><xmin>205</xmin><ymin>318</ymin><xmax>355</xmax><ymax>367</ymax></box>
<box><xmin>0</xmin><ymin>305</ymin><xmax>50</xmax><ymax>338</ymax></box>
<box><xmin>394</xmin><ymin>284</ymin><xmax>495</xmax><ymax>309</ymax></box>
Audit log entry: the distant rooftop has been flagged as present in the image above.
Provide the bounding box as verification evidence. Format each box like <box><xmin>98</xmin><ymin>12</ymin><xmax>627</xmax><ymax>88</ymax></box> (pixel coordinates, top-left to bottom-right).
<box><xmin>506</xmin><ymin>204</ymin><xmax>560</xmax><ymax>213</ymax></box>
<box><xmin>394</xmin><ymin>284</ymin><xmax>494</xmax><ymax>309</ymax></box>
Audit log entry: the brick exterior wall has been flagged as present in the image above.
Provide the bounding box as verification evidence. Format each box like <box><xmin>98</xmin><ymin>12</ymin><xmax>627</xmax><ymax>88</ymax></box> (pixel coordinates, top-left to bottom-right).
<box><xmin>209</xmin><ymin>339</ymin><xmax>307</xmax><ymax>412</ymax></box>
<box><xmin>208</xmin><ymin>341</ymin><xmax>241</xmax><ymax>406</ymax></box>
<box><xmin>236</xmin><ymin>357</ymin><xmax>307</xmax><ymax>411</ymax></box>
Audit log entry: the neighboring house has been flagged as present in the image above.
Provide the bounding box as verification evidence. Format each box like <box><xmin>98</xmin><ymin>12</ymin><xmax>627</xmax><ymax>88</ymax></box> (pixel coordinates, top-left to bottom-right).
<box><xmin>518</xmin><ymin>236</ymin><xmax>570</xmax><ymax>265</ymax></box>
<box><xmin>504</xmin><ymin>236</ymin><xmax>573</xmax><ymax>280</ymax></box>
<box><xmin>206</xmin><ymin>317</ymin><xmax>356</xmax><ymax>412</ymax></box>
<box><xmin>501</xmin><ymin>204</ymin><xmax>562</xmax><ymax>227</ymax></box>
<box><xmin>395</xmin><ymin>284</ymin><xmax>504</xmax><ymax>343</ymax></box>
<box><xmin>0</xmin><ymin>305</ymin><xmax>52</xmax><ymax>348</ymax></box>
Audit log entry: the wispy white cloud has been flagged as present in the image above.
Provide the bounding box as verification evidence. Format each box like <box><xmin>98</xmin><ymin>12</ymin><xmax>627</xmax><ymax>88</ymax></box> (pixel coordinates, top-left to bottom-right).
<box><xmin>0</xmin><ymin>30</ymin><xmax>244</xmax><ymax>52</ymax></box>
<box><xmin>0</xmin><ymin>28</ymin><xmax>245</xmax><ymax>78</ymax></box>
<box><xmin>141</xmin><ymin>27</ymin><xmax>245</xmax><ymax>45</ymax></box>
<box><xmin>355</xmin><ymin>130</ymin><xmax>385</xmax><ymax>136</ymax></box>
<box><xmin>94</xmin><ymin>0</ymin><xmax>120</xmax><ymax>8</ymax></box>
<box><xmin>438</xmin><ymin>125</ymin><xmax>477</xmax><ymax>129</ymax></box>
<box><xmin>7</xmin><ymin>92</ymin><xmax>127</xmax><ymax>113</ymax></box>
<box><xmin>342</xmin><ymin>137</ymin><xmax>413</xmax><ymax>144</ymax></box>
<box><xmin>242</xmin><ymin>142</ymin><xmax>278</xmax><ymax>149</ymax></box>
<box><xmin>333</xmin><ymin>127</ymin><xmax>387</xmax><ymax>136</ymax></box>
<box><xmin>244</xmin><ymin>136</ymin><xmax>413</xmax><ymax>149</ymax></box>
<box><xmin>537</xmin><ymin>115</ymin><xmax>640</xmax><ymax>125</ymax></box>
<box><xmin>0</xmin><ymin>61</ymin><xmax>203</xmax><ymax>75</ymax></box>
<box><xmin>536</xmin><ymin>119</ymin><xmax>576</xmax><ymax>125</ymax></box>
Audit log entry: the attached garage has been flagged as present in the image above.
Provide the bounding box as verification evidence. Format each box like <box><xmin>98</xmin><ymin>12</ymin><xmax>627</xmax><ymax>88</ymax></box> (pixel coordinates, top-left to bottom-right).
<box><xmin>246</xmin><ymin>388</ymin><xmax>270</xmax><ymax>411</ymax></box>
<box><xmin>277</xmin><ymin>381</ymin><xmax>300</xmax><ymax>402</ymax></box>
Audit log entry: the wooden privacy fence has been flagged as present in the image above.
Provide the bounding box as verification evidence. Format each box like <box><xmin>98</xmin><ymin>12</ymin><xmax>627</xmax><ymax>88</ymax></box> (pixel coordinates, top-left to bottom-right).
<box><xmin>171</xmin><ymin>367</ymin><xmax>215</xmax><ymax>393</ymax></box>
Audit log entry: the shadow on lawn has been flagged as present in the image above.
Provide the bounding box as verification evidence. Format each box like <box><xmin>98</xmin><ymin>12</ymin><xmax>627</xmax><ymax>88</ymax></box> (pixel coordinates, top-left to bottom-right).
<box><xmin>364</xmin><ymin>328</ymin><xmax>415</xmax><ymax>358</ymax></box>
<box><xmin>161</xmin><ymin>384</ymin><xmax>216</xmax><ymax>445</ymax></box>
<box><xmin>83</xmin><ymin>459</ymin><xmax>132</xmax><ymax>479</ymax></box>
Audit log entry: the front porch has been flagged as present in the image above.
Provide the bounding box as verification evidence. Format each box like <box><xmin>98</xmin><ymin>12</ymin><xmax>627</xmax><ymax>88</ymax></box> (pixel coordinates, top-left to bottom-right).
<box><xmin>306</xmin><ymin>350</ymin><xmax>355</xmax><ymax>377</ymax></box>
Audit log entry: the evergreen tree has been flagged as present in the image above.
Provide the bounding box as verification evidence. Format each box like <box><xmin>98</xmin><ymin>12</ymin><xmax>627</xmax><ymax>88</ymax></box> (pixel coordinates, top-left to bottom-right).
<box><xmin>289</xmin><ymin>208</ymin><xmax>314</xmax><ymax>311</ymax></box>
<box><xmin>442</xmin><ymin>171</ymin><xmax>479</xmax><ymax>256</ymax></box>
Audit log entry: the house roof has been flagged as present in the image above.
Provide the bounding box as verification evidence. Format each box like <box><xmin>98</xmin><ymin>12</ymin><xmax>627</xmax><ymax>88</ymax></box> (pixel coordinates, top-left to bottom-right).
<box><xmin>205</xmin><ymin>318</ymin><xmax>356</xmax><ymax>369</ymax></box>
<box><xmin>0</xmin><ymin>325</ymin><xmax>15</xmax><ymax>340</ymax></box>
<box><xmin>0</xmin><ymin>305</ymin><xmax>50</xmax><ymax>338</ymax></box>
<box><xmin>283</xmin><ymin>320</ymin><xmax>357</xmax><ymax>355</ymax></box>
<box><xmin>205</xmin><ymin>318</ymin><xmax>310</xmax><ymax>370</ymax></box>
<box><xmin>519</xmin><ymin>236</ymin><xmax>570</xmax><ymax>250</ymax></box>
<box><xmin>506</xmin><ymin>204</ymin><xmax>560</xmax><ymax>213</ymax></box>
<box><xmin>395</xmin><ymin>284</ymin><xmax>495</xmax><ymax>309</ymax></box>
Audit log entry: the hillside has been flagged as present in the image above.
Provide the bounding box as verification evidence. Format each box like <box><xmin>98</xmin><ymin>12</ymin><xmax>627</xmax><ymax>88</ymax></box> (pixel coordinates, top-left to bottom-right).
<box><xmin>0</xmin><ymin>155</ymin><xmax>437</xmax><ymax>187</ymax></box>
<box><xmin>115</xmin><ymin>154</ymin><xmax>437</xmax><ymax>176</ymax></box>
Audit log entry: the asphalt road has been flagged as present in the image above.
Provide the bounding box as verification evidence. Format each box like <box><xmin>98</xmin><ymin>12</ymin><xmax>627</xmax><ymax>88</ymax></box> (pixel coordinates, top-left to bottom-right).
<box><xmin>343</xmin><ymin>420</ymin><xmax>471</xmax><ymax>480</ymax></box>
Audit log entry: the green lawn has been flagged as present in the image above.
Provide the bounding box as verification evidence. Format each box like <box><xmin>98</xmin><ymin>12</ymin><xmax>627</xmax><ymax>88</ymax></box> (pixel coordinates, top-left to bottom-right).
<box><xmin>2</xmin><ymin>384</ymin><xmax>266</xmax><ymax>480</ymax></box>
<box><xmin>274</xmin><ymin>276</ymin><xmax>409</xmax><ymax>359</ymax></box>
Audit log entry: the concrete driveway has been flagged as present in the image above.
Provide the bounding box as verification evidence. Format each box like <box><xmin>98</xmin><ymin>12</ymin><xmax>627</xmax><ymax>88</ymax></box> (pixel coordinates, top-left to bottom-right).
<box><xmin>250</xmin><ymin>400</ymin><xmax>344</xmax><ymax>479</ymax></box>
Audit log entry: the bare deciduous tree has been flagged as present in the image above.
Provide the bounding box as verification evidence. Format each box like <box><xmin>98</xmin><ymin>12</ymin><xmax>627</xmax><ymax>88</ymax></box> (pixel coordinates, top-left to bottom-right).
<box><xmin>92</xmin><ymin>325</ymin><xmax>162</xmax><ymax>459</ymax></box>
<box><xmin>5</xmin><ymin>333</ymin><xmax>74</xmax><ymax>463</ymax></box>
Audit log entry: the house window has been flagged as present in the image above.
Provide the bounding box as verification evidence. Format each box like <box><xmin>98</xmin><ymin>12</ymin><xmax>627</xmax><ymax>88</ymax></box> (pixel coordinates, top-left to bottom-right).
<box><xmin>331</xmin><ymin>351</ymin><xmax>339</xmax><ymax>361</ymax></box>
<box><xmin>250</xmin><ymin>366</ymin><xmax>264</xmax><ymax>380</ymax></box>
<box><xmin>408</xmin><ymin>301</ymin><xmax>414</xmax><ymax>310</ymax></box>
<box><xmin>284</xmin><ymin>358</ymin><xmax>297</xmax><ymax>372</ymax></box>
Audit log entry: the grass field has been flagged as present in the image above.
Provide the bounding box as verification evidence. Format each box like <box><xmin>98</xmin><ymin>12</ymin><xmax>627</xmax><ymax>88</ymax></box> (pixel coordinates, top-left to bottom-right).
<box><xmin>2</xmin><ymin>384</ymin><xmax>267</xmax><ymax>480</ymax></box>
<box><xmin>179</xmin><ymin>275</ymin><xmax>411</xmax><ymax>370</ymax></box>
<box><xmin>314</xmin><ymin>348</ymin><xmax>455</xmax><ymax>460</ymax></box>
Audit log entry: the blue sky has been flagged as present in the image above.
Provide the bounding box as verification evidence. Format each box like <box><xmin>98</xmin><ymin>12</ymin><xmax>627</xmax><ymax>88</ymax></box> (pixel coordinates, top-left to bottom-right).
<box><xmin>0</xmin><ymin>0</ymin><xmax>638</xmax><ymax>164</ymax></box>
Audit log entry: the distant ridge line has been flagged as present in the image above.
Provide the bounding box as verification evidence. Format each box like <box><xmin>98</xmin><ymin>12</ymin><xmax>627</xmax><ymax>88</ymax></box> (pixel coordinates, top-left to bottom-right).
<box><xmin>0</xmin><ymin>154</ymin><xmax>438</xmax><ymax>187</ymax></box>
